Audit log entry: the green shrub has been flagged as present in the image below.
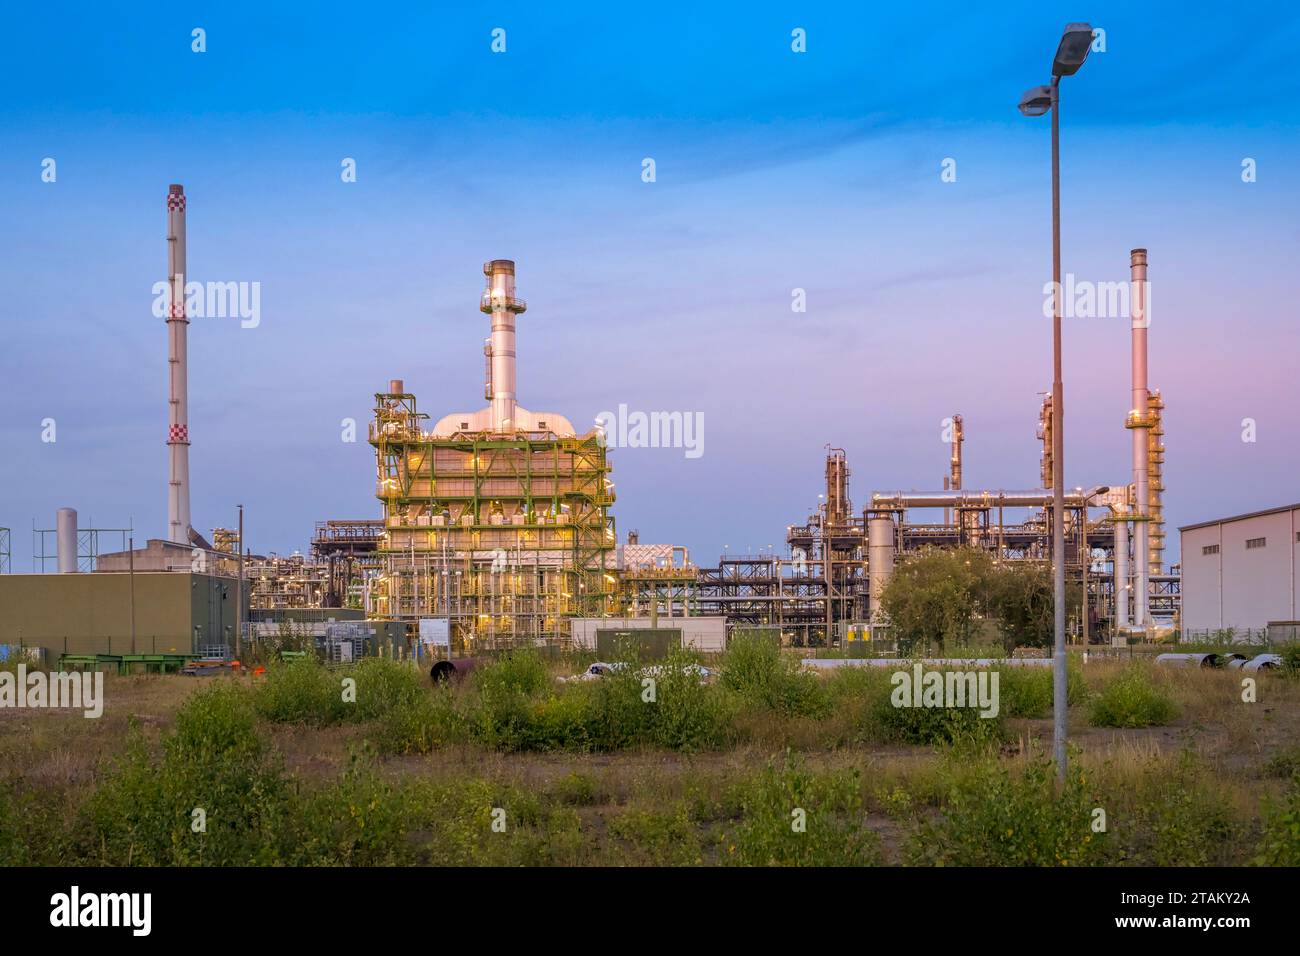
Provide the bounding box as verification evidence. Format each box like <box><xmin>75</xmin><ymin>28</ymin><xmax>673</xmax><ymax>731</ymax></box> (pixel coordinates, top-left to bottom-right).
<box><xmin>1110</xmin><ymin>756</ymin><xmax>1235</xmax><ymax>866</ymax></box>
<box><xmin>872</xmin><ymin>693</ymin><xmax>1003</xmax><ymax>748</ymax></box>
<box><xmin>253</xmin><ymin>657</ymin><xmax>348</xmax><ymax>726</ymax></box>
<box><xmin>374</xmin><ymin>683</ymin><xmax>469</xmax><ymax>754</ymax></box>
<box><xmin>997</xmin><ymin>664</ymin><xmax>1086</xmax><ymax>719</ymax></box>
<box><xmin>1088</xmin><ymin>666</ymin><xmax>1178</xmax><ymax>728</ymax></box>
<box><xmin>644</xmin><ymin>648</ymin><xmax>735</xmax><ymax>750</ymax></box>
<box><xmin>350</xmin><ymin>657</ymin><xmax>425</xmax><ymax>721</ymax></box>
<box><xmin>1279</xmin><ymin>643</ymin><xmax>1300</xmax><ymax>678</ymax></box>
<box><xmin>722</xmin><ymin>759</ymin><xmax>881</xmax><ymax>866</ymax></box>
<box><xmin>80</xmin><ymin>683</ymin><xmax>290</xmax><ymax>865</ymax></box>
<box><xmin>610</xmin><ymin>803</ymin><xmax>704</xmax><ymax>865</ymax></box>
<box><xmin>906</xmin><ymin>757</ymin><xmax>1104</xmax><ymax>866</ymax></box>
<box><xmin>721</xmin><ymin>633</ymin><xmax>829</xmax><ymax>717</ymax></box>
<box><xmin>290</xmin><ymin>756</ymin><xmax>415</xmax><ymax>865</ymax></box>
<box><xmin>471</xmin><ymin>648</ymin><xmax>551</xmax><ymax>698</ymax></box>
<box><xmin>552</xmin><ymin>771</ymin><xmax>601</xmax><ymax>807</ymax></box>
<box><xmin>1256</xmin><ymin>774</ymin><xmax>1300</xmax><ymax>866</ymax></box>
<box><xmin>524</xmin><ymin>686</ymin><xmax>600</xmax><ymax>752</ymax></box>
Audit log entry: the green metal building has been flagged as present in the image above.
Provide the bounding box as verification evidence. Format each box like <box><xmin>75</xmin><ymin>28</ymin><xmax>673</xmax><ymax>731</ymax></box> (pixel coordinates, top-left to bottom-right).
<box><xmin>0</xmin><ymin>572</ymin><xmax>246</xmax><ymax>664</ymax></box>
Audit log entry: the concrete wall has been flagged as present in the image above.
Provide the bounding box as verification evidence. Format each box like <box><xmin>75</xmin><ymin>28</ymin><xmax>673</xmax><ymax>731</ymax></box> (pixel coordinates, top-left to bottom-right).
<box><xmin>1180</xmin><ymin>508</ymin><xmax>1300</xmax><ymax>632</ymax></box>
<box><xmin>0</xmin><ymin>572</ymin><xmax>245</xmax><ymax>662</ymax></box>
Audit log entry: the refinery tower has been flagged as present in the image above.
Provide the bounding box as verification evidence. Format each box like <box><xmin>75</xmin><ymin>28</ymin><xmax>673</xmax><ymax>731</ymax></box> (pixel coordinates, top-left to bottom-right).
<box><xmin>370</xmin><ymin>260</ymin><xmax>617</xmax><ymax>650</ymax></box>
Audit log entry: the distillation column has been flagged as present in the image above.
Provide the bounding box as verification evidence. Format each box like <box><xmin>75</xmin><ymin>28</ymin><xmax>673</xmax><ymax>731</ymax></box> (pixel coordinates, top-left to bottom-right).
<box><xmin>1128</xmin><ymin>248</ymin><xmax>1150</xmax><ymax>627</ymax></box>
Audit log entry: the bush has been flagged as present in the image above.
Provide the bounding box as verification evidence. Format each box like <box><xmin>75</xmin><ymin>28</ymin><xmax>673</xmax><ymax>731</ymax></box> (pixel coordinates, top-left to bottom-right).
<box><xmin>872</xmin><ymin>690</ymin><xmax>1003</xmax><ymax>748</ymax></box>
<box><xmin>253</xmin><ymin>657</ymin><xmax>348</xmax><ymax>726</ymax></box>
<box><xmin>290</xmin><ymin>755</ymin><xmax>415</xmax><ymax>865</ymax></box>
<box><xmin>721</xmin><ymin>633</ymin><xmax>829</xmax><ymax>718</ymax></box>
<box><xmin>610</xmin><ymin>803</ymin><xmax>704</xmax><ymax>865</ymax></box>
<box><xmin>997</xmin><ymin>664</ymin><xmax>1086</xmax><ymax>719</ymax></box>
<box><xmin>350</xmin><ymin>657</ymin><xmax>426</xmax><ymax>721</ymax></box>
<box><xmin>471</xmin><ymin>649</ymin><xmax>551</xmax><ymax>698</ymax></box>
<box><xmin>1256</xmin><ymin>774</ymin><xmax>1300</xmax><ymax>866</ymax></box>
<box><xmin>1108</xmin><ymin>755</ymin><xmax>1234</xmax><ymax>866</ymax></box>
<box><xmin>1279</xmin><ymin>643</ymin><xmax>1300</xmax><ymax>678</ymax></box>
<box><xmin>1088</xmin><ymin>666</ymin><xmax>1178</xmax><ymax>728</ymax></box>
<box><xmin>722</xmin><ymin>759</ymin><xmax>881</xmax><ymax>866</ymax></box>
<box><xmin>906</xmin><ymin>757</ymin><xmax>1104</xmax><ymax>866</ymax></box>
<box><xmin>375</xmin><ymin>683</ymin><xmax>469</xmax><ymax>754</ymax></box>
<box><xmin>79</xmin><ymin>682</ymin><xmax>291</xmax><ymax>865</ymax></box>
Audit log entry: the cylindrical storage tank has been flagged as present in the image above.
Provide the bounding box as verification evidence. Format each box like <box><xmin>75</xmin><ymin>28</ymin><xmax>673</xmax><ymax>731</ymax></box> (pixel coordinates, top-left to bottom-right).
<box><xmin>56</xmin><ymin>507</ymin><xmax>78</xmax><ymax>573</ymax></box>
<box><xmin>867</xmin><ymin>515</ymin><xmax>895</xmax><ymax>621</ymax></box>
<box><xmin>389</xmin><ymin>379</ymin><xmax>404</xmax><ymax>394</ymax></box>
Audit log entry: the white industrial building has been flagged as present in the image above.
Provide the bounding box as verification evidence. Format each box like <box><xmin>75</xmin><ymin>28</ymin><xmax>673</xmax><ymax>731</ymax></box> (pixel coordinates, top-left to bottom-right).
<box><xmin>1180</xmin><ymin>504</ymin><xmax>1300</xmax><ymax>636</ymax></box>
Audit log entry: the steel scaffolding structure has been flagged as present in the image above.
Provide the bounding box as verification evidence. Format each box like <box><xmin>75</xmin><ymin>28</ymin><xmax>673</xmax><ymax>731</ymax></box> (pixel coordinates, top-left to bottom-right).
<box><xmin>368</xmin><ymin>387</ymin><xmax>617</xmax><ymax>651</ymax></box>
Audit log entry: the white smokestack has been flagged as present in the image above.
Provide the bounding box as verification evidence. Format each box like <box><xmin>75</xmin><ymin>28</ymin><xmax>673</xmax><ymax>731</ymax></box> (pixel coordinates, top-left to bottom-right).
<box><xmin>1130</xmin><ymin>248</ymin><xmax>1149</xmax><ymax>627</ymax></box>
<box><xmin>166</xmin><ymin>184</ymin><xmax>192</xmax><ymax>544</ymax></box>
<box><xmin>481</xmin><ymin>259</ymin><xmax>526</xmax><ymax>432</ymax></box>
<box><xmin>56</xmin><ymin>507</ymin><xmax>78</xmax><ymax>574</ymax></box>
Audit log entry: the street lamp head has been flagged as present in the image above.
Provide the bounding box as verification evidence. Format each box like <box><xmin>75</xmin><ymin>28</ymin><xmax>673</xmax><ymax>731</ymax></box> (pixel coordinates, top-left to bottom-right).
<box><xmin>1018</xmin><ymin>84</ymin><xmax>1053</xmax><ymax>116</ymax></box>
<box><xmin>1052</xmin><ymin>22</ymin><xmax>1094</xmax><ymax>77</ymax></box>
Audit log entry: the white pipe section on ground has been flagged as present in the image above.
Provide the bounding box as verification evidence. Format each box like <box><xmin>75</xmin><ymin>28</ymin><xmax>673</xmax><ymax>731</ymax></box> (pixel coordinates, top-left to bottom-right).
<box><xmin>56</xmin><ymin>507</ymin><xmax>77</xmax><ymax>573</ymax></box>
<box><xmin>166</xmin><ymin>184</ymin><xmax>191</xmax><ymax>544</ymax></box>
<box><xmin>1131</xmin><ymin>249</ymin><xmax>1149</xmax><ymax>627</ymax></box>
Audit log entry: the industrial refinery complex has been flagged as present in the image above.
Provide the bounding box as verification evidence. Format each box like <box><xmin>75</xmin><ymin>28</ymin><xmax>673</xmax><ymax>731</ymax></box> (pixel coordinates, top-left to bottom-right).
<box><xmin>0</xmin><ymin>175</ymin><xmax>1234</xmax><ymax>665</ymax></box>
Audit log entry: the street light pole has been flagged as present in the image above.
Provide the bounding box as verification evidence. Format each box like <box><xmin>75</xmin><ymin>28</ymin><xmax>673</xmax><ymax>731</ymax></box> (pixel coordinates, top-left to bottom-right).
<box><xmin>1049</xmin><ymin>74</ymin><xmax>1068</xmax><ymax>783</ymax></box>
<box><xmin>1020</xmin><ymin>22</ymin><xmax>1093</xmax><ymax>786</ymax></box>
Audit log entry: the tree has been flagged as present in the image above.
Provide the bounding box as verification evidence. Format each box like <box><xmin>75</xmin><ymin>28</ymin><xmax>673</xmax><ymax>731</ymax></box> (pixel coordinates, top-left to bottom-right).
<box><xmin>879</xmin><ymin>550</ymin><xmax>1081</xmax><ymax>654</ymax></box>
<box><xmin>879</xmin><ymin>548</ymin><xmax>994</xmax><ymax>654</ymax></box>
<box><xmin>986</xmin><ymin>562</ymin><xmax>1082</xmax><ymax>652</ymax></box>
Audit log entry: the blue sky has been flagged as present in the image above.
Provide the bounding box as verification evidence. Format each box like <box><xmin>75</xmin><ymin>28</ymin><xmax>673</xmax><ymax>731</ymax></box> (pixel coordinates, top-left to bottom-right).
<box><xmin>1</xmin><ymin>2</ymin><xmax>1298</xmax><ymax>567</ymax></box>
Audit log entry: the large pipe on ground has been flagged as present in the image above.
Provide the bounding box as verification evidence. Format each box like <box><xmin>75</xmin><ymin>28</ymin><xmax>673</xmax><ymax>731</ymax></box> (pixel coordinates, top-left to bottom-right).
<box><xmin>166</xmin><ymin>184</ymin><xmax>192</xmax><ymax>545</ymax></box>
<box><xmin>1130</xmin><ymin>249</ymin><xmax>1150</xmax><ymax>627</ymax></box>
<box><xmin>56</xmin><ymin>507</ymin><xmax>78</xmax><ymax>574</ymax></box>
<box><xmin>481</xmin><ymin>260</ymin><xmax>526</xmax><ymax>432</ymax></box>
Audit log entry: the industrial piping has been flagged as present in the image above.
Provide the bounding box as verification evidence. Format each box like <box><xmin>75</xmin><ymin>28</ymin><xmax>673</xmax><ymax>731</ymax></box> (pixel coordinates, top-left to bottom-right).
<box><xmin>166</xmin><ymin>184</ymin><xmax>192</xmax><ymax>545</ymax></box>
<box><xmin>869</xmin><ymin>487</ymin><xmax>1108</xmax><ymax>510</ymax></box>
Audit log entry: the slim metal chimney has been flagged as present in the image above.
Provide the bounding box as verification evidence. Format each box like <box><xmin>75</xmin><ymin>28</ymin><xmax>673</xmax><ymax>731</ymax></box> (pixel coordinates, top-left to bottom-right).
<box><xmin>1129</xmin><ymin>248</ymin><xmax>1150</xmax><ymax>627</ymax></box>
<box><xmin>166</xmin><ymin>184</ymin><xmax>192</xmax><ymax>544</ymax></box>
<box><xmin>56</xmin><ymin>507</ymin><xmax>78</xmax><ymax>573</ymax></box>
<box><xmin>480</xmin><ymin>260</ymin><xmax>526</xmax><ymax>432</ymax></box>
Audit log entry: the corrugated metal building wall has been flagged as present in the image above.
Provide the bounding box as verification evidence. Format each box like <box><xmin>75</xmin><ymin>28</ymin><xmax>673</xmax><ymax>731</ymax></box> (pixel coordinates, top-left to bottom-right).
<box><xmin>1179</xmin><ymin>504</ymin><xmax>1300</xmax><ymax>633</ymax></box>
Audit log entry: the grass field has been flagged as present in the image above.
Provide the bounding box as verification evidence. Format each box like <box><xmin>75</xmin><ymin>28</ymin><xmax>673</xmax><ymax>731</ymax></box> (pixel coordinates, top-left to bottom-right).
<box><xmin>1</xmin><ymin>643</ymin><xmax>1297</xmax><ymax>866</ymax></box>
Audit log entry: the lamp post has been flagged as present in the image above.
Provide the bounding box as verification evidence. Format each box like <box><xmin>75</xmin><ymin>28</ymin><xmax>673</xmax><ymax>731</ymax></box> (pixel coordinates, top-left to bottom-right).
<box><xmin>1019</xmin><ymin>22</ymin><xmax>1093</xmax><ymax>784</ymax></box>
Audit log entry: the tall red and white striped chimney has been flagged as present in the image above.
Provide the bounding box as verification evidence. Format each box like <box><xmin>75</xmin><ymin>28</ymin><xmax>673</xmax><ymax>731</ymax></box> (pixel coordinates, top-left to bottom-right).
<box><xmin>166</xmin><ymin>184</ymin><xmax>192</xmax><ymax>544</ymax></box>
